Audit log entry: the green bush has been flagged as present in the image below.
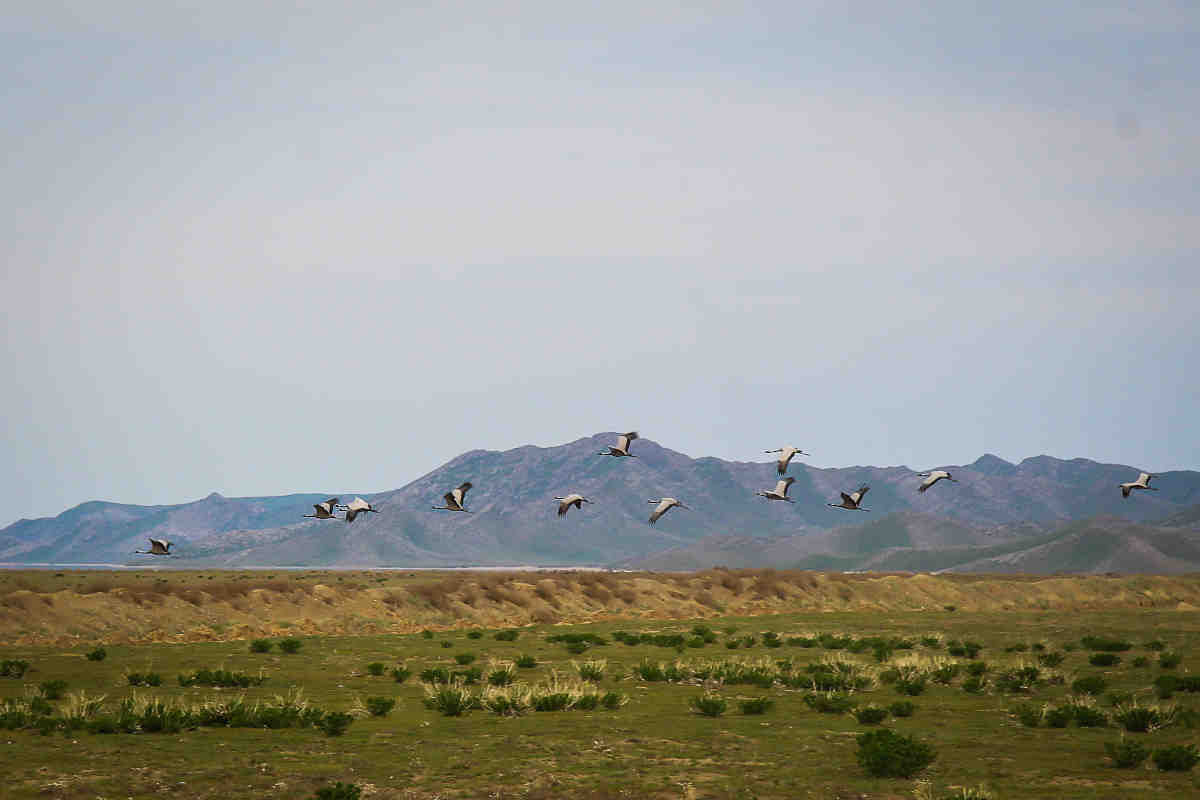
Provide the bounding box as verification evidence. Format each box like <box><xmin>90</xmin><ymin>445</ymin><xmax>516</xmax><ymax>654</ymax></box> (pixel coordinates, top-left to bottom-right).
<box><xmin>739</xmin><ymin>696</ymin><xmax>774</xmax><ymax>715</ymax></box>
<box><xmin>1144</xmin><ymin>640</ymin><xmax>1166</xmax><ymax>651</ymax></box>
<box><xmin>178</xmin><ymin>668</ymin><xmax>267</xmax><ymax>688</ymax></box>
<box><xmin>1105</xmin><ymin>691</ymin><xmax>1134</xmax><ymax>707</ymax></box>
<box><xmin>391</xmin><ymin>667</ymin><xmax>411</xmax><ymax>684</ymax></box>
<box><xmin>962</xmin><ymin>676</ymin><xmax>987</xmax><ymax>694</ymax></box>
<box><xmin>1113</xmin><ymin>704</ymin><xmax>1172</xmax><ymax>733</ymax></box>
<box><xmin>278</xmin><ymin>638</ymin><xmax>303</xmax><ymax>654</ymax></box>
<box><xmin>803</xmin><ymin>691</ymin><xmax>857</xmax><ymax>714</ymax></box>
<box><xmin>250</xmin><ymin>639</ymin><xmax>273</xmax><ymax>653</ymax></box>
<box><xmin>1004</xmin><ymin>643</ymin><xmax>1028</xmax><ymax>653</ymax></box>
<box><xmin>947</xmin><ymin>640</ymin><xmax>982</xmax><ymax>658</ymax></box>
<box><xmin>127</xmin><ymin>671</ymin><xmax>163</xmax><ymax>687</ymax></box>
<box><xmin>366</xmin><ymin>662</ymin><xmax>385</xmax><ymax>676</ymax></box>
<box><xmin>440</xmin><ymin>641</ymin><xmax>453</xmax><ymax>649</ymax></box>
<box><xmin>1082</xmin><ymin>636</ymin><xmax>1132</xmax><ymax>652</ymax></box>
<box><xmin>633</xmin><ymin>661</ymin><xmax>666</xmax><ymax>682</ymax></box>
<box><xmin>1152</xmin><ymin>744</ymin><xmax>1200</xmax><ymax>772</ymax></box>
<box><xmin>85</xmin><ymin>647</ymin><xmax>107</xmax><ymax>662</ymax></box>
<box><xmin>1105</xmin><ymin>739</ymin><xmax>1149</xmax><ymax>768</ymax></box>
<box><xmin>576</xmin><ymin>660</ymin><xmax>605</xmax><ymax>682</ymax></box>
<box><xmin>467</xmin><ymin>630</ymin><xmax>483</xmax><ymax>639</ymax></box>
<box><xmin>965</xmin><ymin>661</ymin><xmax>989</xmax><ymax>676</ymax></box>
<box><xmin>689</xmin><ymin>693</ymin><xmax>727</xmax><ymax>717</ymax></box>
<box><xmin>1014</xmin><ymin>704</ymin><xmax>1042</xmax><ymax>727</ymax></box>
<box><xmin>0</xmin><ymin>659</ymin><xmax>30</xmax><ymax>678</ymax></box>
<box><xmin>600</xmin><ymin>691</ymin><xmax>624</xmax><ymax>710</ymax></box>
<box><xmin>1044</xmin><ymin>706</ymin><xmax>1073</xmax><ymax>728</ymax></box>
<box><xmin>855</xmin><ymin>705</ymin><xmax>889</xmax><ymax>724</ymax></box>
<box><xmin>38</xmin><ymin>680</ymin><xmax>68</xmax><ymax>700</ymax></box>
<box><xmin>488</xmin><ymin>668</ymin><xmax>515</xmax><ymax>687</ymax></box>
<box><xmin>494</xmin><ymin>629</ymin><xmax>519</xmax><ymax>641</ymax></box>
<box><xmin>931</xmin><ymin>664</ymin><xmax>961</xmax><ymax>684</ymax></box>
<box><xmin>452</xmin><ymin>666</ymin><xmax>482</xmax><ymax>685</ymax></box>
<box><xmin>532</xmin><ymin>692</ymin><xmax>572</xmax><ymax>712</ymax></box>
<box><xmin>1072</xmin><ymin>705</ymin><xmax>1108</xmax><ymax>728</ymax></box>
<box><xmin>454</xmin><ymin>653</ymin><xmax>476</xmax><ymax>665</ymax></box>
<box><xmin>1089</xmin><ymin>653</ymin><xmax>1121</xmax><ymax>667</ymax></box>
<box><xmin>313</xmin><ymin>781</ymin><xmax>361</xmax><ymax>800</ymax></box>
<box><xmin>1036</xmin><ymin>652</ymin><xmax>1064</xmax><ymax>667</ymax></box>
<box><xmin>1071</xmin><ymin>675</ymin><xmax>1108</xmax><ymax>696</ymax></box>
<box><xmin>1159</xmin><ymin>652</ymin><xmax>1182</xmax><ymax>669</ymax></box>
<box><xmin>565</xmin><ymin>642</ymin><xmax>589</xmax><ymax>655</ymax></box>
<box><xmin>889</xmin><ymin>701</ymin><xmax>916</xmax><ymax>718</ymax></box>
<box><xmin>419</xmin><ymin>667</ymin><xmax>451</xmax><ymax>684</ymax></box>
<box><xmin>920</xmin><ymin>636</ymin><xmax>941</xmax><ymax>648</ymax></box>
<box><xmin>364</xmin><ymin>696</ymin><xmax>395</xmax><ymax>717</ymax></box>
<box><xmin>1131</xmin><ymin>656</ymin><xmax>1148</xmax><ymax>668</ymax></box>
<box><xmin>515</xmin><ymin>655</ymin><xmax>537</xmax><ymax>669</ymax></box>
<box><xmin>421</xmin><ymin>630</ymin><xmax>434</xmax><ymax>639</ymax></box>
<box><xmin>575</xmin><ymin>693</ymin><xmax>599</xmax><ymax>710</ymax></box>
<box><xmin>423</xmin><ymin>686</ymin><xmax>478</xmax><ymax>716</ymax></box>
<box><xmin>994</xmin><ymin>666</ymin><xmax>1040</xmax><ymax>693</ymax></box>
<box><xmin>895</xmin><ymin>675</ymin><xmax>927</xmax><ymax>696</ymax></box>
<box><xmin>856</xmin><ymin>729</ymin><xmax>936</xmax><ymax>778</ymax></box>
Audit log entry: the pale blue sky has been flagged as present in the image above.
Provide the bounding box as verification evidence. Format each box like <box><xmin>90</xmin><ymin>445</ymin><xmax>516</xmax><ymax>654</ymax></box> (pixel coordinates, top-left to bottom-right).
<box><xmin>2</xmin><ymin>2</ymin><xmax>1197</xmax><ymax>526</ymax></box>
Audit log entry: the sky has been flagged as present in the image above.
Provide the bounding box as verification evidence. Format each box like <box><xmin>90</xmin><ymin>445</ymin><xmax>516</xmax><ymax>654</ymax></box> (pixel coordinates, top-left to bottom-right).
<box><xmin>2</xmin><ymin>1</ymin><xmax>1198</xmax><ymax>526</ymax></box>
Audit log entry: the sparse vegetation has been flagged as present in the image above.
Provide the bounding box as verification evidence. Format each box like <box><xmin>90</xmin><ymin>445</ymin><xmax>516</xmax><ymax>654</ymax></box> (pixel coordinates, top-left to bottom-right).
<box><xmin>390</xmin><ymin>666</ymin><xmax>411</xmax><ymax>683</ymax></box>
<box><xmin>689</xmin><ymin>692</ymin><xmax>727</xmax><ymax>717</ymax></box>
<box><xmin>250</xmin><ymin>638</ymin><xmax>274</xmax><ymax>653</ymax></box>
<box><xmin>363</xmin><ymin>696</ymin><xmax>395</xmax><ymax>717</ymax></box>
<box><xmin>739</xmin><ymin>696</ymin><xmax>774</xmax><ymax>715</ymax></box>
<box><xmin>366</xmin><ymin>661</ymin><xmax>385</xmax><ymax>676</ymax></box>
<box><xmin>1152</xmin><ymin>744</ymin><xmax>1200</xmax><ymax>771</ymax></box>
<box><xmin>1105</xmin><ymin>738</ymin><xmax>1149</xmax><ymax>768</ymax></box>
<box><xmin>1081</xmin><ymin>635</ymin><xmax>1132</xmax><ymax>652</ymax></box>
<box><xmin>278</xmin><ymin>637</ymin><xmax>303</xmax><ymax>654</ymax></box>
<box><xmin>0</xmin><ymin>659</ymin><xmax>30</xmax><ymax>678</ymax></box>
<box><xmin>313</xmin><ymin>782</ymin><xmax>361</xmax><ymax>800</ymax></box>
<box><xmin>177</xmin><ymin>668</ymin><xmax>267</xmax><ymax>688</ymax></box>
<box><xmin>85</xmin><ymin>646</ymin><xmax>107</xmax><ymax>662</ymax></box>
<box><xmin>1089</xmin><ymin>653</ymin><xmax>1120</xmax><ymax>667</ymax></box>
<box><xmin>855</xmin><ymin>705</ymin><xmax>888</xmax><ymax>724</ymax></box>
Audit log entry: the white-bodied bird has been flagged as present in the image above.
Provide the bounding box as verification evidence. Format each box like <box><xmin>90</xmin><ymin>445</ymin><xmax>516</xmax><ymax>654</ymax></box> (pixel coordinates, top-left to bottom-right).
<box><xmin>917</xmin><ymin>471</ymin><xmax>958</xmax><ymax>493</ymax></box>
<box><xmin>648</xmin><ymin>497</ymin><xmax>688</xmax><ymax>525</ymax></box>
<box><xmin>134</xmin><ymin>538</ymin><xmax>173</xmax><ymax>555</ymax></box>
<box><xmin>554</xmin><ymin>494</ymin><xmax>592</xmax><ymax>517</ymax></box>
<box><xmin>1120</xmin><ymin>472</ymin><xmax>1157</xmax><ymax>498</ymax></box>
<box><xmin>304</xmin><ymin>497</ymin><xmax>341</xmax><ymax>519</ymax></box>
<box><xmin>338</xmin><ymin>496</ymin><xmax>380</xmax><ymax>523</ymax></box>
<box><xmin>756</xmin><ymin>477</ymin><xmax>796</xmax><ymax>502</ymax></box>
<box><xmin>433</xmin><ymin>482</ymin><xmax>473</xmax><ymax>512</ymax></box>
<box><xmin>828</xmin><ymin>486</ymin><xmax>870</xmax><ymax>511</ymax></box>
<box><xmin>598</xmin><ymin>431</ymin><xmax>639</xmax><ymax>458</ymax></box>
<box><xmin>765</xmin><ymin>446</ymin><xmax>809</xmax><ymax>475</ymax></box>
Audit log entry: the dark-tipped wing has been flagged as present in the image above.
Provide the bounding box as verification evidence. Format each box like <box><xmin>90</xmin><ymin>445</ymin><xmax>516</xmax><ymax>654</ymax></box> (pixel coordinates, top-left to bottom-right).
<box><xmin>839</xmin><ymin>492</ymin><xmax>853</xmax><ymax>505</ymax></box>
<box><xmin>1122</xmin><ymin>486</ymin><xmax>1131</xmax><ymax>498</ymax></box>
<box><xmin>346</xmin><ymin>508</ymin><xmax>359</xmax><ymax>523</ymax></box>
<box><xmin>442</xmin><ymin>491</ymin><xmax>460</xmax><ymax>510</ymax></box>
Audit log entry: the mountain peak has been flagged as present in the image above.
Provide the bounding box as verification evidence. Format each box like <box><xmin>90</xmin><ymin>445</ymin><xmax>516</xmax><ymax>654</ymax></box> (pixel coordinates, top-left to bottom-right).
<box><xmin>971</xmin><ymin>454</ymin><xmax>1016</xmax><ymax>475</ymax></box>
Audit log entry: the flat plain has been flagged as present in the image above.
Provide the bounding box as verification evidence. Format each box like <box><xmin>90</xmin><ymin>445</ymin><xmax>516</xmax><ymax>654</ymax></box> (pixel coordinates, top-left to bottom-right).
<box><xmin>2</xmin><ymin>569</ymin><xmax>1200</xmax><ymax>799</ymax></box>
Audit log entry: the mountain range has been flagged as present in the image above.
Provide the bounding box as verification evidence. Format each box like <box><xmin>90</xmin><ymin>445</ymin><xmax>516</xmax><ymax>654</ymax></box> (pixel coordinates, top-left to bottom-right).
<box><xmin>2</xmin><ymin>433</ymin><xmax>1197</xmax><ymax>572</ymax></box>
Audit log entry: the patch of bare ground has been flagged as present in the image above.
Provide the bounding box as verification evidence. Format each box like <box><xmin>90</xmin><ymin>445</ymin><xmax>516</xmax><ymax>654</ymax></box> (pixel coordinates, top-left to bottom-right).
<box><xmin>2</xmin><ymin>569</ymin><xmax>1200</xmax><ymax>646</ymax></box>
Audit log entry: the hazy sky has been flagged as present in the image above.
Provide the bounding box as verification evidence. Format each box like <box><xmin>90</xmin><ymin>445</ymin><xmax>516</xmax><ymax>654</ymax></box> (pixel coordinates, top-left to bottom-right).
<box><xmin>3</xmin><ymin>1</ymin><xmax>1198</xmax><ymax>526</ymax></box>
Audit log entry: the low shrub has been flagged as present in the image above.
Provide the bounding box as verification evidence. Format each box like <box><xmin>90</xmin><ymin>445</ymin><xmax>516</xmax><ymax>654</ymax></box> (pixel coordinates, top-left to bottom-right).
<box><xmin>1105</xmin><ymin>691</ymin><xmax>1134</xmax><ymax>707</ymax></box>
<box><xmin>278</xmin><ymin>638</ymin><xmax>303</xmax><ymax>654</ymax></box>
<box><xmin>1131</xmin><ymin>656</ymin><xmax>1148</xmax><ymax>668</ymax></box>
<box><xmin>1152</xmin><ymin>744</ymin><xmax>1200</xmax><ymax>772</ymax></box>
<box><xmin>601</xmin><ymin>691</ymin><xmax>624</xmax><ymax>710</ymax></box>
<box><xmin>947</xmin><ymin>640</ymin><xmax>982</xmax><ymax>659</ymax></box>
<box><xmin>313</xmin><ymin>782</ymin><xmax>361</xmax><ymax>800</ymax></box>
<box><xmin>889</xmin><ymin>700</ymin><xmax>916</xmax><ymax>718</ymax></box>
<box><xmin>488</xmin><ymin>664</ymin><xmax>516</xmax><ymax>687</ymax></box>
<box><xmin>855</xmin><ymin>728</ymin><xmax>936</xmax><ymax>778</ymax></box>
<box><xmin>1089</xmin><ymin>653</ymin><xmax>1121</xmax><ymax>667</ymax></box>
<box><xmin>250</xmin><ymin>639</ymin><xmax>273</xmax><ymax>653</ymax></box>
<box><xmin>965</xmin><ymin>661</ymin><xmax>989</xmax><ymax>676</ymax></box>
<box><xmin>739</xmin><ymin>696</ymin><xmax>774</xmax><ymax>715</ymax></box>
<box><xmin>178</xmin><ymin>669</ymin><xmax>267</xmax><ymax>688</ymax></box>
<box><xmin>1072</xmin><ymin>704</ymin><xmax>1108</xmax><ymax>728</ymax></box>
<box><xmin>364</xmin><ymin>696</ymin><xmax>395</xmax><ymax>717</ymax></box>
<box><xmin>576</xmin><ymin>659</ymin><xmax>605</xmax><ymax>682</ymax></box>
<box><xmin>85</xmin><ymin>647</ymin><xmax>107</xmax><ymax>662</ymax></box>
<box><xmin>454</xmin><ymin>653</ymin><xmax>476</xmax><ymax>666</ymax></box>
<box><xmin>1144</xmin><ymin>640</ymin><xmax>1166</xmax><ymax>651</ymax></box>
<box><xmin>0</xmin><ymin>659</ymin><xmax>30</xmax><ymax>678</ymax></box>
<box><xmin>1071</xmin><ymin>675</ymin><xmax>1108</xmax><ymax>696</ymax></box>
<box><xmin>1044</xmin><ymin>706</ymin><xmax>1073</xmax><ymax>728</ymax></box>
<box><xmin>920</xmin><ymin>636</ymin><xmax>941</xmax><ymax>648</ymax></box>
<box><xmin>855</xmin><ymin>705</ymin><xmax>888</xmax><ymax>724</ymax></box>
<box><xmin>1014</xmin><ymin>704</ymin><xmax>1042</xmax><ymax>727</ymax></box>
<box><xmin>421</xmin><ymin>630</ymin><xmax>434</xmax><ymax>639</ymax></box>
<box><xmin>931</xmin><ymin>664</ymin><xmax>961</xmax><ymax>685</ymax></box>
<box><xmin>453</xmin><ymin>667</ymin><xmax>482</xmax><ymax>685</ymax></box>
<box><xmin>318</xmin><ymin>711</ymin><xmax>354</xmax><ymax>736</ymax></box>
<box><xmin>565</xmin><ymin>642</ymin><xmax>589</xmax><ymax>655</ymax></box>
<box><xmin>1105</xmin><ymin>739</ymin><xmax>1149</xmax><ymax>768</ymax></box>
<box><xmin>422</xmin><ymin>685</ymin><xmax>479</xmax><ymax>717</ymax></box>
<box><xmin>962</xmin><ymin>676</ymin><xmax>987</xmax><ymax>694</ymax></box>
<box><xmin>366</xmin><ymin>662</ymin><xmax>385</xmax><ymax>676</ymax></box>
<box><xmin>633</xmin><ymin>661</ymin><xmax>666</xmax><ymax>682</ymax></box>
<box><xmin>1159</xmin><ymin>652</ymin><xmax>1182</xmax><ymax>669</ymax></box>
<box><xmin>1081</xmin><ymin>636</ymin><xmax>1132</xmax><ymax>652</ymax></box>
<box><xmin>1113</xmin><ymin>703</ymin><xmax>1174</xmax><ymax>733</ymax></box>
<box><xmin>391</xmin><ymin>667</ymin><xmax>411</xmax><ymax>684</ymax></box>
<box><xmin>467</xmin><ymin>630</ymin><xmax>483</xmax><ymax>639</ymax></box>
<box><xmin>38</xmin><ymin>680</ymin><xmax>68</xmax><ymax>700</ymax></box>
<box><xmin>515</xmin><ymin>655</ymin><xmax>537</xmax><ymax>669</ymax></box>
<box><xmin>1036</xmin><ymin>652</ymin><xmax>1064</xmax><ymax>668</ymax></box>
<box><xmin>689</xmin><ymin>693</ymin><xmax>727</xmax><ymax>717</ymax></box>
<box><xmin>440</xmin><ymin>641</ymin><xmax>453</xmax><ymax>649</ymax></box>
<box><xmin>1004</xmin><ymin>643</ymin><xmax>1028</xmax><ymax>653</ymax></box>
<box><xmin>895</xmin><ymin>674</ymin><xmax>928</xmax><ymax>697</ymax></box>
<box><xmin>994</xmin><ymin>666</ymin><xmax>1040</xmax><ymax>693</ymax></box>
<box><xmin>804</xmin><ymin>691</ymin><xmax>856</xmax><ymax>714</ymax></box>
<box><xmin>494</xmin><ymin>630</ymin><xmax>519</xmax><ymax>641</ymax></box>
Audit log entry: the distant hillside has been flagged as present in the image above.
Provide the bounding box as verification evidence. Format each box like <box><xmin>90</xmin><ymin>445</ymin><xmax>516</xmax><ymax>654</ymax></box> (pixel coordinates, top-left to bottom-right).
<box><xmin>2</xmin><ymin>434</ymin><xmax>1197</xmax><ymax>567</ymax></box>
<box><xmin>1157</xmin><ymin>504</ymin><xmax>1200</xmax><ymax>529</ymax></box>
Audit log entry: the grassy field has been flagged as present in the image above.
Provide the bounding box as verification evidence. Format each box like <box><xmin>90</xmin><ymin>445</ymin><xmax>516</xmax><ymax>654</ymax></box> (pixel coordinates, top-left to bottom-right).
<box><xmin>2</xmin><ymin>571</ymin><xmax>1200</xmax><ymax>799</ymax></box>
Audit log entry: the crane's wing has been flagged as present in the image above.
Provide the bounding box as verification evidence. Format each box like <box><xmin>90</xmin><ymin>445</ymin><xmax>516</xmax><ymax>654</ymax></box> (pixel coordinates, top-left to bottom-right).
<box><xmin>918</xmin><ymin>477</ymin><xmax>932</xmax><ymax>493</ymax></box>
<box><xmin>557</xmin><ymin>500</ymin><xmax>570</xmax><ymax>517</ymax></box>
<box><xmin>617</xmin><ymin>432</ymin><xmax>638</xmax><ymax>452</ymax></box>
<box><xmin>773</xmin><ymin>479</ymin><xmax>791</xmax><ymax>496</ymax></box>
<box><xmin>1121</xmin><ymin>485</ymin><xmax>1132</xmax><ymax>498</ymax></box>
<box><xmin>839</xmin><ymin>492</ymin><xmax>853</xmax><ymax>505</ymax></box>
<box><xmin>648</xmin><ymin>499</ymin><xmax>671</xmax><ymax>525</ymax></box>
<box><xmin>346</xmin><ymin>508</ymin><xmax>359</xmax><ymax>523</ymax></box>
<box><xmin>442</xmin><ymin>491</ymin><xmax>459</xmax><ymax>510</ymax></box>
<box><xmin>453</xmin><ymin>483</ymin><xmax>472</xmax><ymax>506</ymax></box>
<box><xmin>313</xmin><ymin>504</ymin><xmax>326</xmax><ymax>515</ymax></box>
<box><xmin>1139</xmin><ymin>472</ymin><xmax>1152</xmax><ymax>485</ymax></box>
<box><xmin>325</xmin><ymin>497</ymin><xmax>339</xmax><ymax>508</ymax></box>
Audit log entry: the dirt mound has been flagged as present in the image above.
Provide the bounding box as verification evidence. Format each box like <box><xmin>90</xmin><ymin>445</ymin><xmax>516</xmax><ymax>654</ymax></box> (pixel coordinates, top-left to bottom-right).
<box><xmin>2</xmin><ymin>569</ymin><xmax>1198</xmax><ymax>646</ymax></box>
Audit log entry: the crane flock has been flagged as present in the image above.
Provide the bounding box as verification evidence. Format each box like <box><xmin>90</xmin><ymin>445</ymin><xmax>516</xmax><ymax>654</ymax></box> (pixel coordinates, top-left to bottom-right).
<box><xmin>128</xmin><ymin>432</ymin><xmax>1168</xmax><ymax>555</ymax></box>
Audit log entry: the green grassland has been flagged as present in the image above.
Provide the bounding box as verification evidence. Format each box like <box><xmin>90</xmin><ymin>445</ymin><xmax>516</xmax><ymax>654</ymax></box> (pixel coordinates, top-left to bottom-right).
<box><xmin>2</xmin><ymin>595</ymin><xmax>1200</xmax><ymax>798</ymax></box>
